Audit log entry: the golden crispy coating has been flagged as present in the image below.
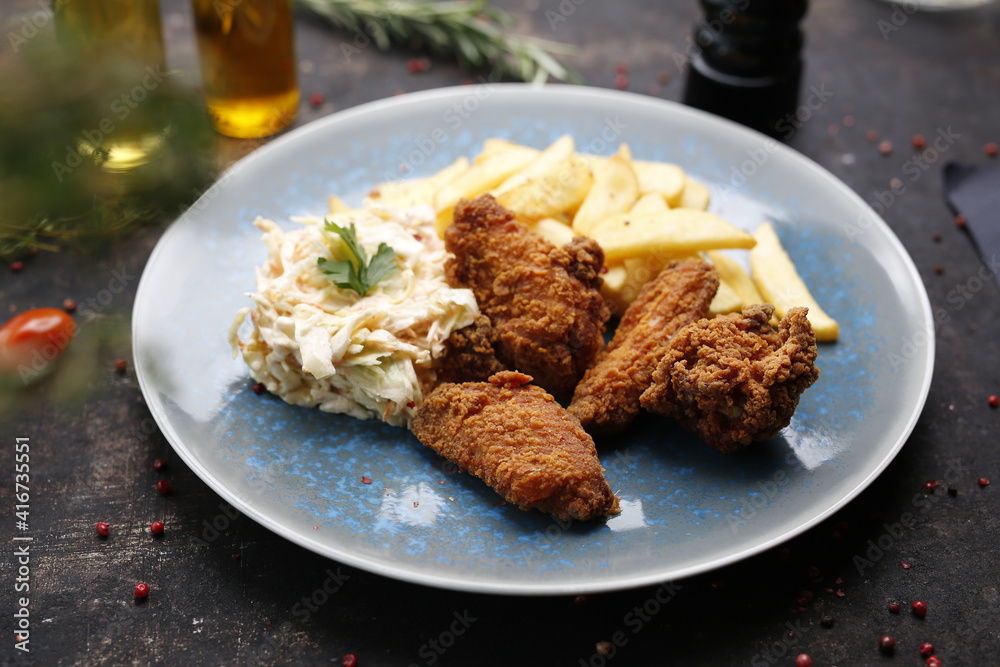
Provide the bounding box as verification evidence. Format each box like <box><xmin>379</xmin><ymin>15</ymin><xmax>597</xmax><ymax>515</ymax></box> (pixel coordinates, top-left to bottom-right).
<box><xmin>443</xmin><ymin>195</ymin><xmax>610</xmax><ymax>398</ymax></box>
<box><xmin>436</xmin><ymin>314</ymin><xmax>506</xmax><ymax>385</ymax></box>
<box><xmin>640</xmin><ymin>304</ymin><xmax>820</xmax><ymax>453</ymax></box>
<box><xmin>568</xmin><ymin>258</ymin><xmax>719</xmax><ymax>434</ymax></box>
<box><xmin>411</xmin><ymin>371</ymin><xmax>620</xmax><ymax>521</ymax></box>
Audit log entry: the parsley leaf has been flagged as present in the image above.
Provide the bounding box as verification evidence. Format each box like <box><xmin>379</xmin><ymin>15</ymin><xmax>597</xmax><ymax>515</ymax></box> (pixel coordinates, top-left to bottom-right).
<box><xmin>317</xmin><ymin>219</ymin><xmax>398</xmax><ymax>296</ymax></box>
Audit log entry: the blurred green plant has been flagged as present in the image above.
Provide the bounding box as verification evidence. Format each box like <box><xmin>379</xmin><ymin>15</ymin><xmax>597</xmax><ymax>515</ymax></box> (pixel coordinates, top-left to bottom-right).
<box><xmin>298</xmin><ymin>0</ymin><xmax>583</xmax><ymax>84</ymax></box>
<box><xmin>0</xmin><ymin>30</ymin><xmax>216</xmax><ymax>262</ymax></box>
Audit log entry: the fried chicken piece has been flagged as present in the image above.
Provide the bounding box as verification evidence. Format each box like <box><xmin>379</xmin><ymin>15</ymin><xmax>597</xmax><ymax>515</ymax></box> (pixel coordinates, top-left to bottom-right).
<box><xmin>443</xmin><ymin>195</ymin><xmax>610</xmax><ymax>398</ymax></box>
<box><xmin>436</xmin><ymin>314</ymin><xmax>506</xmax><ymax>384</ymax></box>
<box><xmin>568</xmin><ymin>258</ymin><xmax>719</xmax><ymax>434</ymax></box>
<box><xmin>639</xmin><ymin>304</ymin><xmax>820</xmax><ymax>453</ymax></box>
<box><xmin>411</xmin><ymin>371</ymin><xmax>620</xmax><ymax>522</ymax></box>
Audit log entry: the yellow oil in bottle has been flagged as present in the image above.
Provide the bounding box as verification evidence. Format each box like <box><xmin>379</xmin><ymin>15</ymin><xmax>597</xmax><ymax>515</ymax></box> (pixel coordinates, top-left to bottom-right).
<box><xmin>191</xmin><ymin>0</ymin><xmax>299</xmax><ymax>139</ymax></box>
<box><xmin>56</xmin><ymin>0</ymin><xmax>169</xmax><ymax>172</ymax></box>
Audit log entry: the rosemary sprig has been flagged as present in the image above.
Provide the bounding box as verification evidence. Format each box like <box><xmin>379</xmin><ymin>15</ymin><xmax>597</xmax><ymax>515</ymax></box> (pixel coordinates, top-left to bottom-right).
<box><xmin>297</xmin><ymin>0</ymin><xmax>583</xmax><ymax>84</ymax></box>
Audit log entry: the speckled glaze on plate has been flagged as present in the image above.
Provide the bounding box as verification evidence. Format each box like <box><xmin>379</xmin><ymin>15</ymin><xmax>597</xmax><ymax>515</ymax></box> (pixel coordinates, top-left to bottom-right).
<box><xmin>133</xmin><ymin>85</ymin><xmax>934</xmax><ymax>595</ymax></box>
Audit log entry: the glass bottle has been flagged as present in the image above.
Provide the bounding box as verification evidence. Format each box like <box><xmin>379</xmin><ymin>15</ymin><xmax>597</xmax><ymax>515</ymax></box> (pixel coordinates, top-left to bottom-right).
<box><xmin>190</xmin><ymin>0</ymin><xmax>299</xmax><ymax>139</ymax></box>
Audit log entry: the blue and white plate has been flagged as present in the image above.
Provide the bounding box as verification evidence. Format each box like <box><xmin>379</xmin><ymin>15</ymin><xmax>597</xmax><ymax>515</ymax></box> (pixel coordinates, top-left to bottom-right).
<box><xmin>133</xmin><ymin>85</ymin><xmax>933</xmax><ymax>595</ymax></box>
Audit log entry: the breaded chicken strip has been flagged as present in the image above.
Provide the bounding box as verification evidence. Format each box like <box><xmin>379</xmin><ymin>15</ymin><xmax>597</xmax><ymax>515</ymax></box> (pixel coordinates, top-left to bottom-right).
<box><xmin>411</xmin><ymin>371</ymin><xmax>620</xmax><ymax>522</ymax></box>
<box><xmin>640</xmin><ymin>304</ymin><xmax>820</xmax><ymax>453</ymax></box>
<box><xmin>568</xmin><ymin>258</ymin><xmax>719</xmax><ymax>434</ymax></box>
<box><xmin>443</xmin><ymin>195</ymin><xmax>610</xmax><ymax>398</ymax></box>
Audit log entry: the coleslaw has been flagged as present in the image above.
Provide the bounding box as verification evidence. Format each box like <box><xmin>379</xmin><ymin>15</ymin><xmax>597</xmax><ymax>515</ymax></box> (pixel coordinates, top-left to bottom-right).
<box><xmin>229</xmin><ymin>202</ymin><xmax>478</xmax><ymax>427</ymax></box>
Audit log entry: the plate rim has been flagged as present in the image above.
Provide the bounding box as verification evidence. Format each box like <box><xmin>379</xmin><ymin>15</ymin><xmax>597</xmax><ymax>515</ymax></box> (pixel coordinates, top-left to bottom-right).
<box><xmin>133</xmin><ymin>83</ymin><xmax>935</xmax><ymax>595</ymax></box>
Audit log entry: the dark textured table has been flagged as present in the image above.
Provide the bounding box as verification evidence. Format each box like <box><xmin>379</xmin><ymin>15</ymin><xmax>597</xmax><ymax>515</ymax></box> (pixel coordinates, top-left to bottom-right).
<box><xmin>3</xmin><ymin>0</ymin><xmax>1000</xmax><ymax>665</ymax></box>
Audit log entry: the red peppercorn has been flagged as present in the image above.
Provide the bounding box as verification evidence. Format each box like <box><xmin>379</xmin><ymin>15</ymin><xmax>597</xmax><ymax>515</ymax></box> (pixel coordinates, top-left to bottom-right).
<box><xmin>152</xmin><ymin>458</ymin><xmax>166</xmax><ymax>471</ymax></box>
<box><xmin>252</xmin><ymin>382</ymin><xmax>264</xmax><ymax>394</ymax></box>
<box><xmin>919</xmin><ymin>642</ymin><xmax>935</xmax><ymax>657</ymax></box>
<box><xmin>150</xmin><ymin>521</ymin><xmax>165</xmax><ymax>535</ymax></box>
<box><xmin>361</xmin><ymin>476</ymin><xmax>372</xmax><ymax>484</ymax></box>
<box><xmin>988</xmin><ymin>394</ymin><xmax>999</xmax><ymax>408</ymax></box>
<box><xmin>614</xmin><ymin>73</ymin><xmax>629</xmax><ymax>90</ymax></box>
<box><xmin>341</xmin><ymin>654</ymin><xmax>358</xmax><ymax>667</ymax></box>
<box><xmin>10</xmin><ymin>260</ymin><xmax>24</xmax><ymax>273</ymax></box>
<box><xmin>63</xmin><ymin>298</ymin><xmax>77</xmax><ymax>313</ymax></box>
<box><xmin>900</xmin><ymin>560</ymin><xmax>912</xmax><ymax>569</ymax></box>
<box><xmin>955</xmin><ymin>214</ymin><xmax>967</xmax><ymax>228</ymax></box>
<box><xmin>866</xmin><ymin>129</ymin><xmax>879</xmax><ymax>142</ymax></box>
<box><xmin>889</xmin><ymin>602</ymin><xmax>901</xmax><ymax>613</ymax></box>
<box><xmin>406</xmin><ymin>57</ymin><xmax>430</xmax><ymax>73</ymax></box>
<box><xmin>134</xmin><ymin>582</ymin><xmax>150</xmax><ymax>599</ymax></box>
<box><xmin>926</xmin><ymin>656</ymin><xmax>942</xmax><ymax>667</ymax></box>
<box><xmin>879</xmin><ymin>634</ymin><xmax>896</xmax><ymax>654</ymax></box>
<box><xmin>979</xmin><ymin>477</ymin><xmax>991</xmax><ymax>487</ymax></box>
<box><xmin>95</xmin><ymin>522</ymin><xmax>110</xmax><ymax>537</ymax></box>
<box><xmin>933</xmin><ymin>265</ymin><xmax>944</xmax><ymax>275</ymax></box>
<box><xmin>156</xmin><ymin>479</ymin><xmax>173</xmax><ymax>495</ymax></box>
<box><xmin>842</xmin><ymin>114</ymin><xmax>855</xmax><ymax>127</ymax></box>
<box><xmin>912</xmin><ymin>134</ymin><xmax>926</xmax><ymax>149</ymax></box>
<box><xmin>923</xmin><ymin>479</ymin><xmax>939</xmax><ymax>492</ymax></box>
<box><xmin>985</xmin><ymin>142</ymin><xmax>998</xmax><ymax>157</ymax></box>
<box><xmin>113</xmin><ymin>358</ymin><xmax>127</xmax><ymax>373</ymax></box>
<box><xmin>309</xmin><ymin>92</ymin><xmax>324</xmax><ymax>108</ymax></box>
<box><xmin>912</xmin><ymin>600</ymin><xmax>928</xmax><ymax>617</ymax></box>
<box><xmin>878</xmin><ymin>140</ymin><xmax>893</xmax><ymax>156</ymax></box>
<box><xmin>795</xmin><ymin>654</ymin><xmax>813</xmax><ymax>667</ymax></box>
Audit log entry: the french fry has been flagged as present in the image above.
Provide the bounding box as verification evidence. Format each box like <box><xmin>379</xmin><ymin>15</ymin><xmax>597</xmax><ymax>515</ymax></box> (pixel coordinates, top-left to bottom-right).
<box><xmin>600</xmin><ymin>264</ymin><xmax>630</xmax><ymax>315</ymax></box>
<box><xmin>706</xmin><ymin>250</ymin><xmax>765</xmax><ymax>308</ymax></box>
<box><xmin>497</xmin><ymin>154</ymin><xmax>593</xmax><ymax>221</ymax></box>
<box><xmin>369</xmin><ymin>157</ymin><xmax>469</xmax><ymax>209</ymax></box>
<box><xmin>749</xmin><ymin>222</ymin><xmax>839</xmax><ymax>341</ymax></box>
<box><xmin>433</xmin><ymin>145</ymin><xmax>540</xmax><ymax>234</ymax></box>
<box><xmin>633</xmin><ymin>160</ymin><xmax>685</xmax><ymax>207</ymax></box>
<box><xmin>572</xmin><ymin>148</ymin><xmax>639</xmax><ymax>235</ymax></box>
<box><xmin>678</xmin><ymin>176</ymin><xmax>711</xmax><ymax>211</ymax></box>
<box><xmin>591</xmin><ymin>209</ymin><xmax>756</xmax><ymax>262</ymax></box>
<box><xmin>630</xmin><ymin>192</ymin><xmax>670</xmax><ymax>214</ymax></box>
<box><xmin>328</xmin><ymin>194</ymin><xmax>351</xmax><ymax>215</ymax></box>
<box><xmin>475</xmin><ymin>138</ymin><xmax>538</xmax><ymax>164</ymax></box>
<box><xmin>529</xmin><ymin>217</ymin><xmax>577</xmax><ymax>247</ymax></box>
<box><xmin>709</xmin><ymin>277</ymin><xmax>743</xmax><ymax>315</ymax></box>
<box><xmin>494</xmin><ymin>135</ymin><xmax>575</xmax><ymax>195</ymax></box>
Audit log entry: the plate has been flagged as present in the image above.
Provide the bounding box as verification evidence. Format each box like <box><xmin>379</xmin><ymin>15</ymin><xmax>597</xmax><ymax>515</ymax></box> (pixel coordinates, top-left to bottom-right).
<box><xmin>133</xmin><ymin>84</ymin><xmax>934</xmax><ymax>595</ymax></box>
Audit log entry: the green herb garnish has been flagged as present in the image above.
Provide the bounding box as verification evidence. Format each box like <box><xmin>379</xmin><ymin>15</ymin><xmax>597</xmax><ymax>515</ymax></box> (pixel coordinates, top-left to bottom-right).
<box><xmin>318</xmin><ymin>220</ymin><xmax>398</xmax><ymax>296</ymax></box>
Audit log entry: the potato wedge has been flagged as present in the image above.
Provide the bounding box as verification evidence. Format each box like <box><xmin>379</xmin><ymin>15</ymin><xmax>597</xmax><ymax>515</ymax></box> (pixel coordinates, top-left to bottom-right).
<box><xmin>497</xmin><ymin>154</ymin><xmax>593</xmax><ymax>221</ymax></box>
<box><xmin>678</xmin><ymin>176</ymin><xmax>711</xmax><ymax>211</ymax></box>
<box><xmin>591</xmin><ymin>209</ymin><xmax>756</xmax><ymax>262</ymax></box>
<box><xmin>630</xmin><ymin>192</ymin><xmax>670</xmax><ymax>214</ymax></box>
<box><xmin>494</xmin><ymin>135</ymin><xmax>575</xmax><ymax>195</ymax></box>
<box><xmin>709</xmin><ymin>277</ymin><xmax>743</xmax><ymax>315</ymax></box>
<box><xmin>572</xmin><ymin>150</ymin><xmax>639</xmax><ymax>235</ymax></box>
<box><xmin>600</xmin><ymin>264</ymin><xmax>631</xmax><ymax>316</ymax></box>
<box><xmin>633</xmin><ymin>160</ymin><xmax>685</xmax><ymax>206</ymax></box>
<box><xmin>434</xmin><ymin>146</ymin><xmax>540</xmax><ymax>234</ymax></box>
<box><xmin>749</xmin><ymin>222</ymin><xmax>839</xmax><ymax>341</ymax></box>
<box><xmin>475</xmin><ymin>138</ymin><xmax>538</xmax><ymax>164</ymax></box>
<box><xmin>706</xmin><ymin>250</ymin><xmax>765</xmax><ymax>308</ymax></box>
<box><xmin>328</xmin><ymin>194</ymin><xmax>352</xmax><ymax>215</ymax></box>
<box><xmin>370</xmin><ymin>157</ymin><xmax>469</xmax><ymax>209</ymax></box>
<box><xmin>529</xmin><ymin>217</ymin><xmax>577</xmax><ymax>248</ymax></box>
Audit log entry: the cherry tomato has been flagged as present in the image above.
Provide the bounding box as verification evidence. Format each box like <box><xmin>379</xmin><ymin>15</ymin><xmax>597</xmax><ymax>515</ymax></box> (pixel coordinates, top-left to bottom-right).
<box><xmin>0</xmin><ymin>308</ymin><xmax>76</xmax><ymax>379</ymax></box>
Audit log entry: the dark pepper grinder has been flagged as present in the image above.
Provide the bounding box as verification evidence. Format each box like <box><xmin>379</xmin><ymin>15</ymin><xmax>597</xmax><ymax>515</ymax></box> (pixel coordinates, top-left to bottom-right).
<box><xmin>682</xmin><ymin>0</ymin><xmax>809</xmax><ymax>139</ymax></box>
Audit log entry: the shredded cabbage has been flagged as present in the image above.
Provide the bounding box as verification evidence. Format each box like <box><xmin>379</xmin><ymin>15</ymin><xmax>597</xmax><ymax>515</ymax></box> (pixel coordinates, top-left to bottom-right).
<box><xmin>229</xmin><ymin>202</ymin><xmax>478</xmax><ymax>427</ymax></box>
